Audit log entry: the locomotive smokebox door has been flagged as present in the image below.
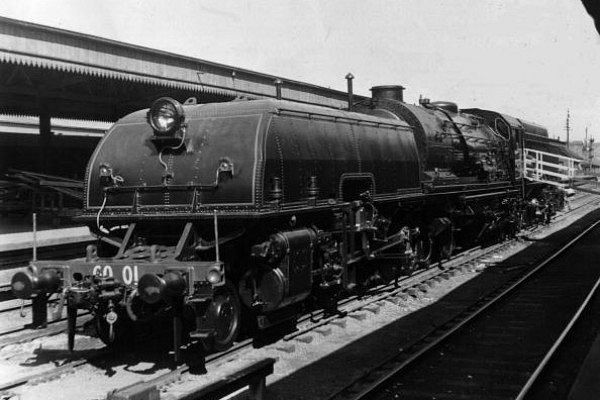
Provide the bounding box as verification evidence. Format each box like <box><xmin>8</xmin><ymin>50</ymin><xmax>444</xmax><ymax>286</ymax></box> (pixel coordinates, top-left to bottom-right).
<box><xmin>242</xmin><ymin>229</ymin><xmax>317</xmax><ymax>313</ymax></box>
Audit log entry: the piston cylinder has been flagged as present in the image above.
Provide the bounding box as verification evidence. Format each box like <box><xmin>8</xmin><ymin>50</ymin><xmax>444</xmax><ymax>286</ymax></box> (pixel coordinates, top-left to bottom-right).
<box><xmin>242</xmin><ymin>228</ymin><xmax>317</xmax><ymax>312</ymax></box>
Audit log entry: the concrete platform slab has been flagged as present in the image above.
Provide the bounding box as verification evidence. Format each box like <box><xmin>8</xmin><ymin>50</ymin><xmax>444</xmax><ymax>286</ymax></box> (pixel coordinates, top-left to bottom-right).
<box><xmin>0</xmin><ymin>226</ymin><xmax>93</xmax><ymax>252</ymax></box>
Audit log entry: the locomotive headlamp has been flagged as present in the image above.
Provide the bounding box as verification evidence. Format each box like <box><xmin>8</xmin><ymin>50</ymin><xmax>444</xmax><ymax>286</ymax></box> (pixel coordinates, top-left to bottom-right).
<box><xmin>147</xmin><ymin>97</ymin><xmax>185</xmax><ymax>135</ymax></box>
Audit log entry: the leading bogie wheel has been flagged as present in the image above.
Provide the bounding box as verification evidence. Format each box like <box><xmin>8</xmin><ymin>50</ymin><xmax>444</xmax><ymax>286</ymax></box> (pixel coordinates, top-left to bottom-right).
<box><xmin>210</xmin><ymin>282</ymin><xmax>242</xmax><ymax>351</ymax></box>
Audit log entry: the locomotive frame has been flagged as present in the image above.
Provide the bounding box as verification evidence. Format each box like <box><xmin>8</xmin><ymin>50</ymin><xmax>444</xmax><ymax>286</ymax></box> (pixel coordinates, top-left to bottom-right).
<box><xmin>11</xmin><ymin>85</ymin><xmax>565</xmax><ymax>363</ymax></box>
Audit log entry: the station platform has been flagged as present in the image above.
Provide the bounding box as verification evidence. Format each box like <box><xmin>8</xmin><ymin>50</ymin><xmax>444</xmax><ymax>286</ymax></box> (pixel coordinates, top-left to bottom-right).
<box><xmin>0</xmin><ymin>217</ymin><xmax>94</xmax><ymax>286</ymax></box>
<box><xmin>0</xmin><ymin>226</ymin><xmax>93</xmax><ymax>252</ymax></box>
<box><xmin>0</xmin><ymin>216</ymin><xmax>93</xmax><ymax>252</ymax></box>
<box><xmin>0</xmin><ymin>215</ymin><xmax>76</xmax><ymax>235</ymax></box>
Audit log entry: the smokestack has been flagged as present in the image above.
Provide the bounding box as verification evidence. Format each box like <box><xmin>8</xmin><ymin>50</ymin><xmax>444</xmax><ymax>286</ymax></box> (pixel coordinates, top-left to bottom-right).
<box><xmin>370</xmin><ymin>85</ymin><xmax>405</xmax><ymax>102</ymax></box>
<box><xmin>274</xmin><ymin>79</ymin><xmax>283</xmax><ymax>100</ymax></box>
<box><xmin>345</xmin><ymin>73</ymin><xmax>354</xmax><ymax>109</ymax></box>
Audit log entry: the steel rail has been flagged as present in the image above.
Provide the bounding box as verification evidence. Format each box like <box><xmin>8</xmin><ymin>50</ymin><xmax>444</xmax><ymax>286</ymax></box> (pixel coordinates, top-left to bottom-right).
<box><xmin>0</xmin><ymin>351</ymin><xmax>108</xmax><ymax>393</ymax></box>
<box><xmin>96</xmin><ymin>240</ymin><xmax>506</xmax><ymax>399</ymax></box>
<box><xmin>285</xmin><ymin>243</ymin><xmax>494</xmax><ymax>342</ymax></box>
<box><xmin>1</xmin><ymin>193</ymin><xmax>597</xmax><ymax>398</ymax></box>
<box><xmin>330</xmin><ymin>218</ymin><xmax>600</xmax><ymax>400</ymax></box>
<box><xmin>515</xmin><ymin>274</ymin><xmax>600</xmax><ymax>400</ymax></box>
<box><xmin>0</xmin><ymin>235</ymin><xmax>485</xmax><ymax>394</ymax></box>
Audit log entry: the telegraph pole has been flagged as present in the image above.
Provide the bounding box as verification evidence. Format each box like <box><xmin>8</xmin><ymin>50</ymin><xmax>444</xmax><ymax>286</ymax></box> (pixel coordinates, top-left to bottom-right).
<box><xmin>583</xmin><ymin>127</ymin><xmax>594</xmax><ymax>171</ymax></box>
<box><xmin>565</xmin><ymin>109</ymin><xmax>571</xmax><ymax>147</ymax></box>
<box><xmin>590</xmin><ymin>136</ymin><xmax>595</xmax><ymax>170</ymax></box>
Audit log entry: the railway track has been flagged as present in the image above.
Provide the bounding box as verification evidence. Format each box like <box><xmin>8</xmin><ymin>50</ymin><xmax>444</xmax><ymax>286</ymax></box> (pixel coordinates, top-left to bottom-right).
<box><xmin>1</xmin><ymin>191</ymin><xmax>599</xmax><ymax>399</ymax></box>
<box><xmin>146</xmin><ymin>197</ymin><xmax>600</xmax><ymax>400</ymax></box>
<box><xmin>328</xmin><ymin>218</ymin><xmax>600</xmax><ymax>400</ymax></box>
<box><xmin>0</xmin><ymin>215</ymin><xmax>519</xmax><ymax>346</ymax></box>
<box><xmin>0</xmin><ymin>238</ymin><xmax>519</xmax><ymax>398</ymax></box>
<box><xmin>0</xmin><ymin>309</ymin><xmax>92</xmax><ymax>348</ymax></box>
<box><xmin>0</xmin><ymin>238</ymin><xmax>92</xmax><ymax>313</ymax></box>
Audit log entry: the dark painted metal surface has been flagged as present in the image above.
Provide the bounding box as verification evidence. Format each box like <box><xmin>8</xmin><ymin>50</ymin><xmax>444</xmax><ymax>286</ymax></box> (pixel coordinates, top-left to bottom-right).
<box><xmin>83</xmin><ymin>99</ymin><xmax>420</xmax><ymax>220</ymax></box>
<box><xmin>357</xmin><ymin>98</ymin><xmax>513</xmax><ymax>185</ymax></box>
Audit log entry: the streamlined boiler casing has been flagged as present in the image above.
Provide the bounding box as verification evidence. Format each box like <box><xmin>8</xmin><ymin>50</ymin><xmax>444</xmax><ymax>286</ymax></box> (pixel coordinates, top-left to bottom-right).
<box><xmin>83</xmin><ymin>99</ymin><xmax>422</xmax><ymax>220</ymax></box>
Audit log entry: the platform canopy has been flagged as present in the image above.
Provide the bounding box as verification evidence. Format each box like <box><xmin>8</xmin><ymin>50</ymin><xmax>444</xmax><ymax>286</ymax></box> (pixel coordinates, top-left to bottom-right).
<box><xmin>0</xmin><ymin>16</ymin><xmax>357</xmax><ymax>122</ymax></box>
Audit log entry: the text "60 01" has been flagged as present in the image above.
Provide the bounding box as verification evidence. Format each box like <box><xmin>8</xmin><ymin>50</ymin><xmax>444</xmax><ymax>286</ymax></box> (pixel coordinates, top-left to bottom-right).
<box><xmin>92</xmin><ymin>265</ymin><xmax>139</xmax><ymax>284</ymax></box>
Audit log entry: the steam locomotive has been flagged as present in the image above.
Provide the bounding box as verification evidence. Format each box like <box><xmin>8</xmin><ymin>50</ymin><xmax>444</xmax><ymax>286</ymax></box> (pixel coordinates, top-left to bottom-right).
<box><xmin>11</xmin><ymin>84</ymin><xmax>564</xmax><ymax>361</ymax></box>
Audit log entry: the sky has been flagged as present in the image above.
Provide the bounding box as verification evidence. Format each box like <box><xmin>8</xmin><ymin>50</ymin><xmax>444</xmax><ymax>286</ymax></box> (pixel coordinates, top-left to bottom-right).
<box><xmin>1</xmin><ymin>0</ymin><xmax>599</xmax><ymax>142</ymax></box>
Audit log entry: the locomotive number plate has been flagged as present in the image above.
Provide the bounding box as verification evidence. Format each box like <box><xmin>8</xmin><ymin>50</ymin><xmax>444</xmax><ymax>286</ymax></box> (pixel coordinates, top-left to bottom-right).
<box><xmin>92</xmin><ymin>264</ymin><xmax>140</xmax><ymax>284</ymax></box>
